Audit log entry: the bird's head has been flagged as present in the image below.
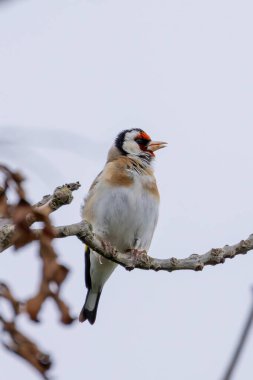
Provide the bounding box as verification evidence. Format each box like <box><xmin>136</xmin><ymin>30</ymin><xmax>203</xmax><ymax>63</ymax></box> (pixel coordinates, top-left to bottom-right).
<box><xmin>114</xmin><ymin>128</ymin><xmax>167</xmax><ymax>161</ymax></box>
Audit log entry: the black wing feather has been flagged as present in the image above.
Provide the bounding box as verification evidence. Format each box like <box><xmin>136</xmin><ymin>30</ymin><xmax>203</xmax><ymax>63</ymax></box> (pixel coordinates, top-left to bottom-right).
<box><xmin>85</xmin><ymin>246</ymin><xmax>91</xmax><ymax>289</ymax></box>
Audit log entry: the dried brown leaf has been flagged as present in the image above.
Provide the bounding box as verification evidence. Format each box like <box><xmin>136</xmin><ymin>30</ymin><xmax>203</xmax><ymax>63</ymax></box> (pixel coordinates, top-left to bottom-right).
<box><xmin>51</xmin><ymin>294</ymin><xmax>76</xmax><ymax>325</ymax></box>
<box><xmin>0</xmin><ymin>190</ymin><xmax>8</xmax><ymax>218</ymax></box>
<box><xmin>0</xmin><ymin>282</ymin><xmax>20</xmax><ymax>315</ymax></box>
<box><xmin>25</xmin><ymin>292</ymin><xmax>48</xmax><ymax>323</ymax></box>
<box><xmin>2</xmin><ymin>320</ymin><xmax>52</xmax><ymax>378</ymax></box>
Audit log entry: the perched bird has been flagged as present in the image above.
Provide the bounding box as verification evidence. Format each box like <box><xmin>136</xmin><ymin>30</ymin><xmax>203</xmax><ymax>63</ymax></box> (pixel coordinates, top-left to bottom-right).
<box><xmin>79</xmin><ymin>128</ymin><xmax>167</xmax><ymax>324</ymax></box>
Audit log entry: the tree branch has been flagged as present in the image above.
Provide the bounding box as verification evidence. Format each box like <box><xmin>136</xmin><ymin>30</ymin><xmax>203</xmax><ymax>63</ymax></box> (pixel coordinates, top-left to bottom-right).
<box><xmin>27</xmin><ymin>181</ymin><xmax>81</xmax><ymax>224</ymax></box>
<box><xmin>33</xmin><ymin>221</ymin><xmax>253</xmax><ymax>272</ymax></box>
<box><xmin>222</xmin><ymin>288</ymin><xmax>253</xmax><ymax>380</ymax></box>
<box><xmin>1</xmin><ymin>174</ymin><xmax>253</xmax><ymax>272</ymax></box>
<box><xmin>0</xmin><ymin>182</ymin><xmax>81</xmax><ymax>252</ymax></box>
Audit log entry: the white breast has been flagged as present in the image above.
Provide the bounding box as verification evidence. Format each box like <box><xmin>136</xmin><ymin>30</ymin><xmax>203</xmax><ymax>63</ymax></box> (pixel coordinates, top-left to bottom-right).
<box><xmin>84</xmin><ymin>174</ymin><xmax>159</xmax><ymax>253</ymax></box>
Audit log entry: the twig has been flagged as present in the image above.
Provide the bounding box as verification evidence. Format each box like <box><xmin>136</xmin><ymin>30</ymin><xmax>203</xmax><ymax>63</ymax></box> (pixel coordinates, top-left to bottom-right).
<box><xmin>222</xmin><ymin>288</ymin><xmax>253</xmax><ymax>380</ymax></box>
<box><xmin>0</xmin><ymin>182</ymin><xmax>81</xmax><ymax>252</ymax></box>
<box><xmin>32</xmin><ymin>221</ymin><xmax>253</xmax><ymax>272</ymax></box>
<box><xmin>27</xmin><ymin>182</ymin><xmax>81</xmax><ymax>224</ymax></box>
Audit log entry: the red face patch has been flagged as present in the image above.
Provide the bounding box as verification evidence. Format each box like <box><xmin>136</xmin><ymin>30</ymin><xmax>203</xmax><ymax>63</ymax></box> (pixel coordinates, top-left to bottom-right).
<box><xmin>138</xmin><ymin>131</ymin><xmax>151</xmax><ymax>141</ymax></box>
<box><xmin>135</xmin><ymin>131</ymin><xmax>154</xmax><ymax>156</ymax></box>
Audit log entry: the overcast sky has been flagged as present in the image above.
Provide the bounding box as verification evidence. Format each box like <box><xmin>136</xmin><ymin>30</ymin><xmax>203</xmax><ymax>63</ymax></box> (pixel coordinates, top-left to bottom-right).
<box><xmin>1</xmin><ymin>1</ymin><xmax>253</xmax><ymax>379</ymax></box>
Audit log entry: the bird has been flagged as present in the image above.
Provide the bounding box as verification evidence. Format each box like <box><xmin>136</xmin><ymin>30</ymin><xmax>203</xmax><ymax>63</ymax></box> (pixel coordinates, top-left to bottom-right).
<box><xmin>79</xmin><ymin>128</ymin><xmax>167</xmax><ymax>324</ymax></box>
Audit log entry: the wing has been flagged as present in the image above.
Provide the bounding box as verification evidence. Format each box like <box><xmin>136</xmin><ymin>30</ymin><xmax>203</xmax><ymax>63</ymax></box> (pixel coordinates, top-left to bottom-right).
<box><xmin>81</xmin><ymin>170</ymin><xmax>102</xmax><ymax>218</ymax></box>
<box><xmin>85</xmin><ymin>245</ymin><xmax>91</xmax><ymax>289</ymax></box>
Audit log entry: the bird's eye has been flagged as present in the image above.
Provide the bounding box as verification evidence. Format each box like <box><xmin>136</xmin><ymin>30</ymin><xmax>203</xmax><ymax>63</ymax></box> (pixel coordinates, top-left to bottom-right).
<box><xmin>135</xmin><ymin>138</ymin><xmax>150</xmax><ymax>146</ymax></box>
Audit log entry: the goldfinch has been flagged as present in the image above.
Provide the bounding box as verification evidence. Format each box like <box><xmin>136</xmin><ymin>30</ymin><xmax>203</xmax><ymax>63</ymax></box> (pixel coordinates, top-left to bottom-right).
<box><xmin>79</xmin><ymin>129</ymin><xmax>167</xmax><ymax>324</ymax></box>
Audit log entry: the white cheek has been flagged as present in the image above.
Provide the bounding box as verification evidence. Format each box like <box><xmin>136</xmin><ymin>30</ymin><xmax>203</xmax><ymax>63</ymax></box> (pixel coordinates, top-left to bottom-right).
<box><xmin>123</xmin><ymin>140</ymin><xmax>139</xmax><ymax>154</ymax></box>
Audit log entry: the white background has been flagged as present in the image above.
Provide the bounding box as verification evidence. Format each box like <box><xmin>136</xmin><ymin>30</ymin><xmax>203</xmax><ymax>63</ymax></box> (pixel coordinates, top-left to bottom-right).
<box><xmin>0</xmin><ymin>1</ymin><xmax>253</xmax><ymax>379</ymax></box>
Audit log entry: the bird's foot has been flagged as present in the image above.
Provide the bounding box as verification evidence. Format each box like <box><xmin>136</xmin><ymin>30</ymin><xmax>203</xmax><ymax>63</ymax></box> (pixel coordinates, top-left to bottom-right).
<box><xmin>126</xmin><ymin>249</ymin><xmax>150</xmax><ymax>265</ymax></box>
<box><xmin>101</xmin><ymin>239</ymin><xmax>117</xmax><ymax>258</ymax></box>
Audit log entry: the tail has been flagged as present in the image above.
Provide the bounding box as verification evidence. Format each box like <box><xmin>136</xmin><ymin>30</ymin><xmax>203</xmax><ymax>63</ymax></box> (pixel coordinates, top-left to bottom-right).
<box><xmin>79</xmin><ymin>289</ymin><xmax>102</xmax><ymax>325</ymax></box>
<box><xmin>80</xmin><ymin>245</ymin><xmax>117</xmax><ymax>324</ymax></box>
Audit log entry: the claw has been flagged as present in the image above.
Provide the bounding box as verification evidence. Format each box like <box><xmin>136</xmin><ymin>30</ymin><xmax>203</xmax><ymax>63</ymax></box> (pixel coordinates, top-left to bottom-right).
<box><xmin>101</xmin><ymin>239</ymin><xmax>117</xmax><ymax>259</ymax></box>
<box><xmin>126</xmin><ymin>249</ymin><xmax>149</xmax><ymax>265</ymax></box>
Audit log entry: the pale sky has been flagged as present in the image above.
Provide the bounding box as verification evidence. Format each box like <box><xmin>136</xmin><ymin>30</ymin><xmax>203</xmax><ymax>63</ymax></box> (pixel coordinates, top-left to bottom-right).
<box><xmin>0</xmin><ymin>1</ymin><xmax>253</xmax><ymax>379</ymax></box>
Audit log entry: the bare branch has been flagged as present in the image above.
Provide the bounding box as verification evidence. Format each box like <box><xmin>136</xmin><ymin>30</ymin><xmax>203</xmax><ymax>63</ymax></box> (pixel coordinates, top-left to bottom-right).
<box><xmin>222</xmin><ymin>288</ymin><xmax>253</xmax><ymax>380</ymax></box>
<box><xmin>1</xmin><ymin>172</ymin><xmax>253</xmax><ymax>272</ymax></box>
<box><xmin>0</xmin><ymin>182</ymin><xmax>81</xmax><ymax>252</ymax></box>
<box><xmin>0</xmin><ymin>223</ymin><xmax>15</xmax><ymax>252</ymax></box>
<box><xmin>27</xmin><ymin>182</ymin><xmax>81</xmax><ymax>224</ymax></box>
<box><xmin>32</xmin><ymin>221</ymin><xmax>253</xmax><ymax>272</ymax></box>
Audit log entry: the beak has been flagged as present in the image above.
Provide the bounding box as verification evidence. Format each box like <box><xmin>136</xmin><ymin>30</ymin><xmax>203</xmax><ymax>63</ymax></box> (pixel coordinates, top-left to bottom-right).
<box><xmin>148</xmin><ymin>140</ymin><xmax>167</xmax><ymax>152</ymax></box>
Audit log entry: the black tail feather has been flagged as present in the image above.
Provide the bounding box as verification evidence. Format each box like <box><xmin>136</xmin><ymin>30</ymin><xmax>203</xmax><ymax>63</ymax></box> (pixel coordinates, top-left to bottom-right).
<box><xmin>85</xmin><ymin>246</ymin><xmax>91</xmax><ymax>288</ymax></box>
<box><xmin>79</xmin><ymin>290</ymin><xmax>102</xmax><ymax>325</ymax></box>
